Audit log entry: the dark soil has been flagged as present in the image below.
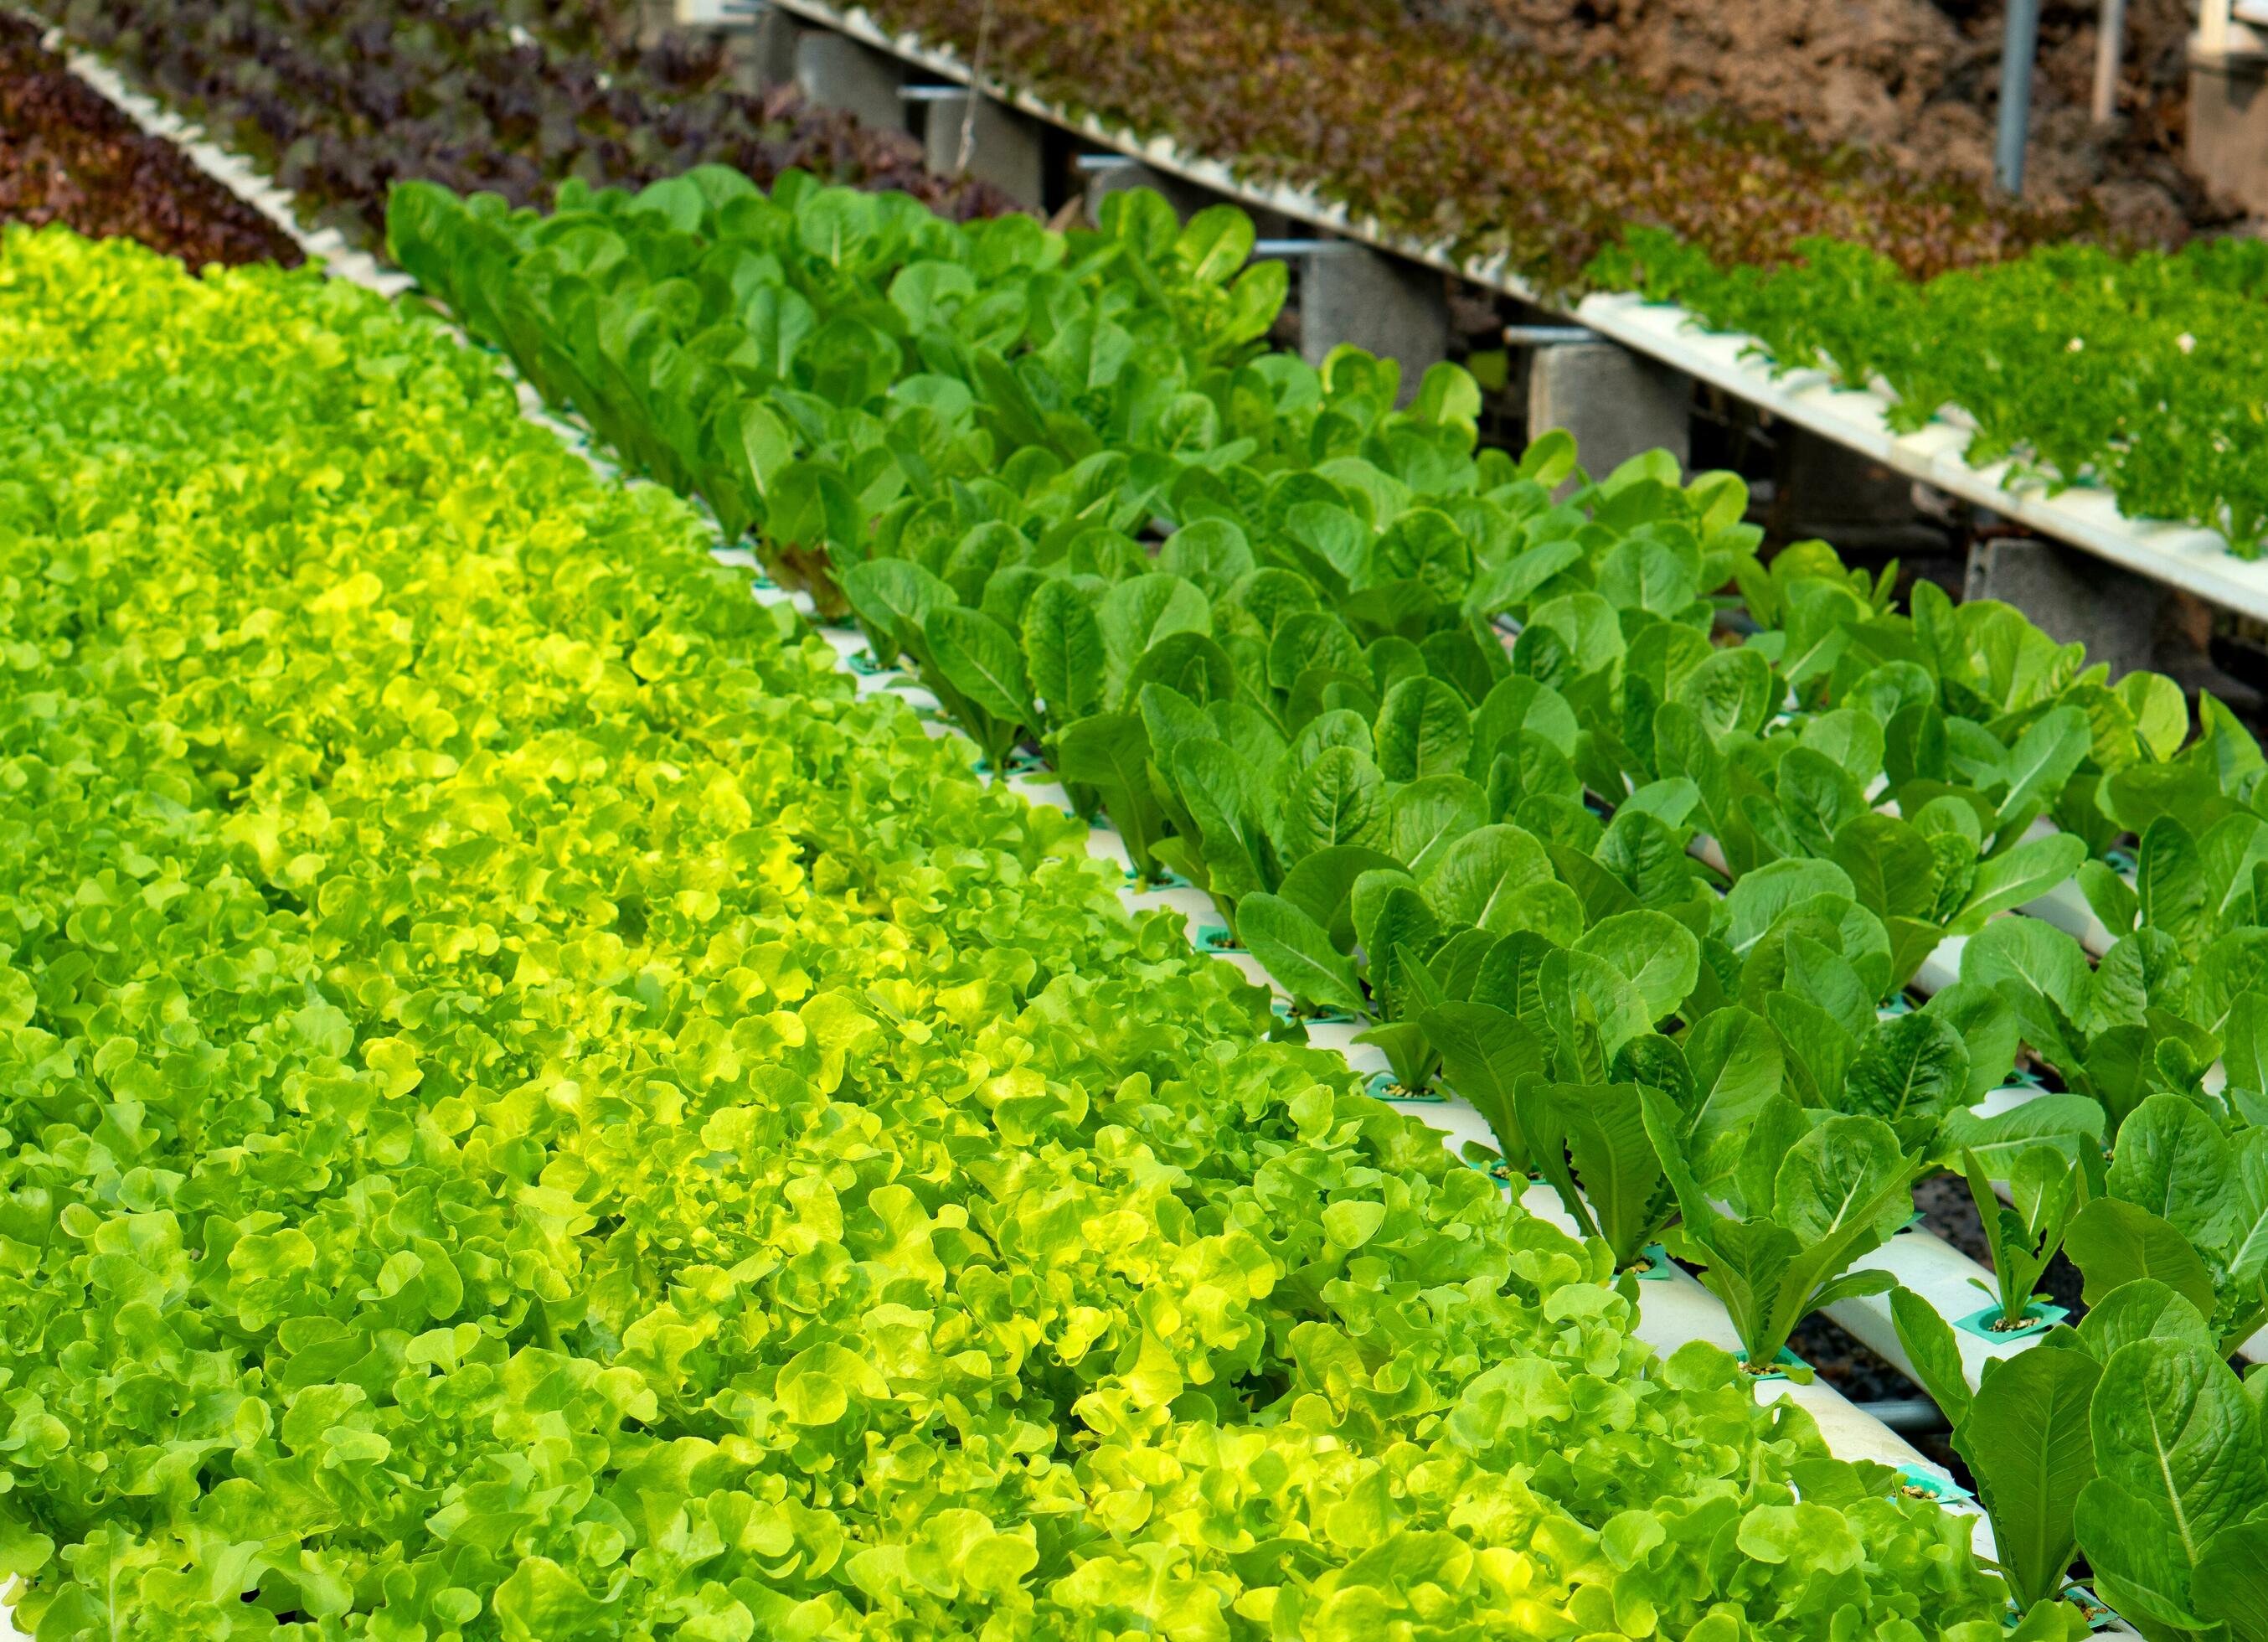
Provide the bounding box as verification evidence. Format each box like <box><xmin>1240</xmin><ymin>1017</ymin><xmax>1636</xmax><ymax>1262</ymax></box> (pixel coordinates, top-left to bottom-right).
<box><xmin>1405</xmin><ymin>0</ymin><xmax>2230</xmax><ymax>245</ymax></box>
<box><xmin>1914</xmin><ymin>1166</ymin><xmax>2090</xmax><ymax>1319</ymax></box>
<box><xmin>1913</xmin><ymin>1167</ymin><xmax>1995</xmax><ymax>1264</ymax></box>
<box><xmin>0</xmin><ymin>11</ymin><xmax>301</xmax><ymax>267</ymax></box>
<box><xmin>1789</xmin><ymin>1306</ymin><xmax>1930</xmax><ymax>1408</ymax></box>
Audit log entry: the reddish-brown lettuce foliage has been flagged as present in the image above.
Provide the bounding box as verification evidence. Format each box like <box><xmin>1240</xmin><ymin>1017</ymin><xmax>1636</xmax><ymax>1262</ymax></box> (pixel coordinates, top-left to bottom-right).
<box><xmin>34</xmin><ymin>0</ymin><xmax>1008</xmax><ymax>244</ymax></box>
<box><xmin>0</xmin><ymin>12</ymin><xmax>301</xmax><ymax>268</ymax></box>
<box><xmin>848</xmin><ymin>0</ymin><xmax>2085</xmax><ymax>290</ymax></box>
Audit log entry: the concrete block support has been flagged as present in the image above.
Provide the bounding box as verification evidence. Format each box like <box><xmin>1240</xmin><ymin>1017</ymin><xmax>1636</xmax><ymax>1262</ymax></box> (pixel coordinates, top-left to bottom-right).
<box><xmin>2188</xmin><ymin>51</ymin><xmax>2268</xmax><ymax>214</ymax></box>
<box><xmin>1300</xmin><ymin>243</ymin><xmax>1451</xmax><ymax>406</ymax></box>
<box><xmin>1527</xmin><ymin>340</ymin><xmax>1691</xmax><ymax>481</ymax></box>
<box><xmin>922</xmin><ymin>94</ymin><xmax>1046</xmax><ymax>208</ymax></box>
<box><xmin>1964</xmin><ymin>536</ymin><xmax>2164</xmax><ymax>683</ymax></box>
<box><xmin>795</xmin><ymin>32</ymin><xmax>907</xmax><ymax>132</ymax></box>
<box><xmin>1771</xmin><ymin>426</ymin><xmax>1948</xmax><ymax>555</ymax></box>
<box><xmin>1084</xmin><ymin>157</ymin><xmax>1213</xmax><ymax>224</ymax></box>
<box><xmin>719</xmin><ymin>7</ymin><xmax>802</xmax><ymax>92</ymax></box>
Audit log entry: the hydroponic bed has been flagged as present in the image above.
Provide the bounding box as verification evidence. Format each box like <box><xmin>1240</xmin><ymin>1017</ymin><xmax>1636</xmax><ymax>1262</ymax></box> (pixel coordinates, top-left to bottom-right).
<box><xmin>0</xmin><ymin>16</ymin><xmax>2264</xmax><ymax>1642</ymax></box>
<box><xmin>377</xmin><ymin>152</ymin><xmax>2268</xmax><ymax>1639</ymax></box>
<box><xmin>0</xmin><ymin>218</ymin><xmax>2036</xmax><ymax>1642</ymax></box>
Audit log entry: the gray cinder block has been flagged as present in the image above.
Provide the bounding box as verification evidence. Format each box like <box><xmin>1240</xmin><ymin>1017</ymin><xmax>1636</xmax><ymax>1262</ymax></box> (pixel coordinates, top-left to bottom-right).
<box><xmin>1526</xmin><ymin>339</ymin><xmax>1691</xmax><ymax>483</ymax></box>
<box><xmin>1300</xmin><ymin>242</ymin><xmax>1451</xmax><ymax>408</ymax></box>
<box><xmin>795</xmin><ymin>31</ymin><xmax>907</xmax><ymax>132</ymax></box>
<box><xmin>923</xmin><ymin>94</ymin><xmax>1045</xmax><ymax>208</ymax></box>
<box><xmin>1964</xmin><ymin>535</ymin><xmax>2165</xmax><ymax>683</ymax></box>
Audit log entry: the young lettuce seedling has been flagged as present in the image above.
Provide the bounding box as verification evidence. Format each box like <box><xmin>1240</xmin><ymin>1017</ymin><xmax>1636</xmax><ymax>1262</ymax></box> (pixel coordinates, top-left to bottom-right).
<box><xmin>1890</xmin><ymin>1290</ymin><xmax>2100</xmax><ymax>1619</ymax></box>
<box><xmin>1961</xmin><ymin>917</ymin><xmax>2220</xmax><ymax>1133</ymax></box>
<box><xmin>1417</xmin><ymin>910</ymin><xmax>1703</xmax><ymax>1156</ymax></box>
<box><xmin>1517</xmin><ymin>1077</ymin><xmax>1674</xmax><ymax>1275</ymax></box>
<box><xmin>839</xmin><ymin>556</ymin><xmax>1044</xmax><ymax>779</ymax></box>
<box><xmin>1054</xmin><ymin>709</ymin><xmax>1176</xmax><ymax>882</ymax></box>
<box><xmin>923</xmin><ymin>603</ymin><xmax>1040</xmax><ymax>777</ymax></box>
<box><xmin>1137</xmin><ymin>682</ymin><xmax>1284</xmax><ymax>918</ymax></box>
<box><xmin>1509</xmin><ymin>1003</ymin><xmax>1777</xmax><ymax>1274</ymax></box>
<box><xmin>1642</xmin><ymin>1092</ymin><xmax>1925</xmax><ymax>1378</ymax></box>
<box><xmin>1348</xmin><ymin>868</ymin><xmax>1447</xmax><ymax>1093</ymax></box>
<box><xmin>1961</xmin><ymin>1141</ymin><xmax>2099</xmax><ymax>1335</ymax></box>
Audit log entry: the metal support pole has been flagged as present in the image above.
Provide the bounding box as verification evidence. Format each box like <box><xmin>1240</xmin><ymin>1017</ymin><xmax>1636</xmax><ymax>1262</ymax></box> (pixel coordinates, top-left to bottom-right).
<box><xmin>1996</xmin><ymin>0</ymin><xmax>2044</xmax><ymax>193</ymax></box>
<box><xmin>2092</xmin><ymin>0</ymin><xmax>2129</xmax><ymax>123</ymax></box>
<box><xmin>1849</xmin><ymin>1399</ymin><xmax>1952</xmax><ymax>1436</ymax></box>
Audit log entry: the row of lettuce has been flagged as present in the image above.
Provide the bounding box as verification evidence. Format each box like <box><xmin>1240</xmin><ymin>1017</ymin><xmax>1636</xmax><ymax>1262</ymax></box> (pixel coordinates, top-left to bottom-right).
<box><xmin>752</xmin><ymin>0</ymin><xmax>2268</xmax><ymax>558</ymax></box>
<box><xmin>0</xmin><ymin>221</ymin><xmax>2100</xmax><ymax>1639</ymax></box>
<box><xmin>386</xmin><ymin>171</ymin><xmax>2268</xmax><ymax>1634</ymax></box>
<box><xmin>28</xmin><ymin>0</ymin><xmax>1005</xmax><ymax>245</ymax></box>
<box><xmin>1598</xmin><ymin>230</ymin><xmax>2268</xmax><ymax>560</ymax></box>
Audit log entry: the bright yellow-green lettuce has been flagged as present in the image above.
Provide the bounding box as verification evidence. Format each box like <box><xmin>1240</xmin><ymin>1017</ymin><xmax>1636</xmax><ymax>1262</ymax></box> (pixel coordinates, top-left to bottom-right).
<box><xmin>0</xmin><ymin>225</ymin><xmax>2049</xmax><ymax>1639</ymax></box>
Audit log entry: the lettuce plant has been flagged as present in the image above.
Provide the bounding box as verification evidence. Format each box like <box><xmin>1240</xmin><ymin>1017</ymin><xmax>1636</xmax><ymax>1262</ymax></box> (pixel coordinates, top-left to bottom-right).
<box><xmin>1891</xmin><ymin>1288</ymin><xmax>2101</xmax><ymax>1619</ymax></box>
<box><xmin>1511</xmin><ymin>1007</ymin><xmax>1779</xmax><ymax>1277</ymax></box>
<box><xmin>1515</xmin><ymin>1079</ymin><xmax>1675</xmax><ymax>1273</ymax></box>
<box><xmin>2076</xmin><ymin>1334</ymin><xmax>2268</xmax><ymax>1639</ymax></box>
<box><xmin>1960</xmin><ymin>1141</ymin><xmax>2100</xmax><ymax>1334</ymax></box>
<box><xmin>1897</xmin><ymin>1282</ymin><xmax>2268</xmax><ymax>1637</ymax></box>
<box><xmin>34</xmin><ymin>0</ymin><xmax>1003</xmax><ymax>243</ymax></box>
<box><xmin>1642</xmin><ymin>1093</ymin><xmax>1926</xmax><ymax>1378</ymax></box>
<box><xmin>2066</xmin><ymin>1094</ymin><xmax>2268</xmax><ymax>1356</ymax></box>
<box><xmin>1604</xmin><ymin>230</ymin><xmax>2268</xmax><ymax>558</ymax></box>
<box><xmin>1961</xmin><ymin>917</ymin><xmax>2221</xmax><ymax>1131</ymax></box>
<box><xmin>0</xmin><ymin>10</ymin><xmax>303</xmax><ymax>267</ymax></box>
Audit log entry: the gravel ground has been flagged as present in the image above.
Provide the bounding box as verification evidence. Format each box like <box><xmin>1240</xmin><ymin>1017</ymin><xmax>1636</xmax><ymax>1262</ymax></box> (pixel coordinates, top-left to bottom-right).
<box><xmin>1406</xmin><ymin>0</ymin><xmax>2229</xmax><ymax>245</ymax></box>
